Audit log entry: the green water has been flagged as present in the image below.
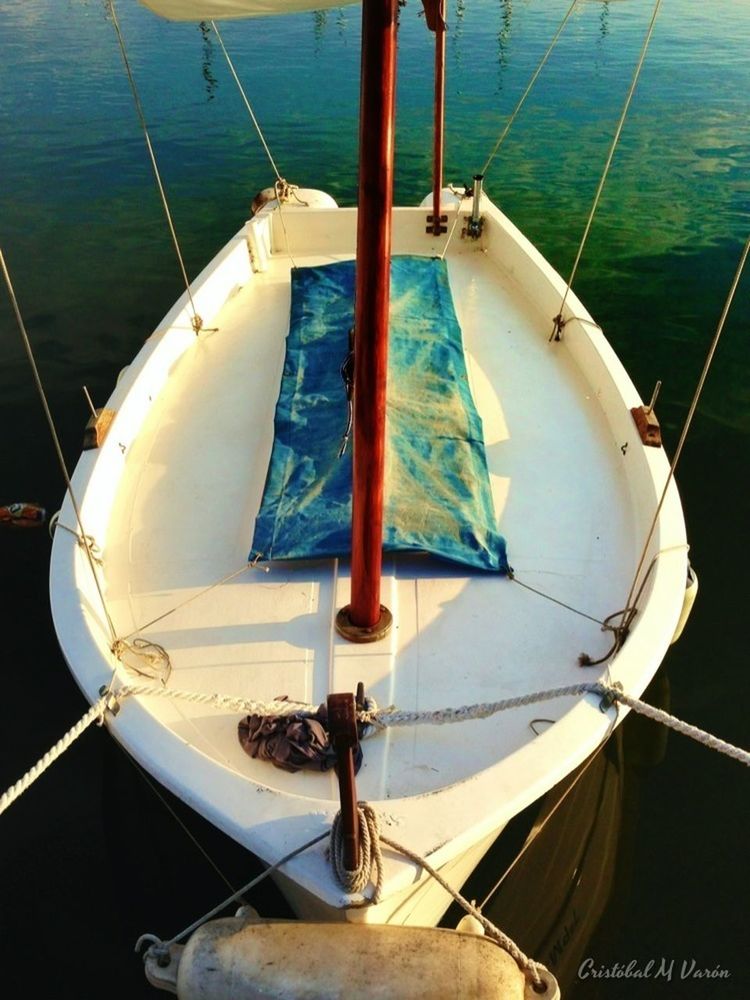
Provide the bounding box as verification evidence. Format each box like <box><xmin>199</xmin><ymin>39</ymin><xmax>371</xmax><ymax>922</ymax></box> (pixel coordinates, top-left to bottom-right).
<box><xmin>0</xmin><ymin>1</ymin><xmax>747</xmax><ymax>996</ymax></box>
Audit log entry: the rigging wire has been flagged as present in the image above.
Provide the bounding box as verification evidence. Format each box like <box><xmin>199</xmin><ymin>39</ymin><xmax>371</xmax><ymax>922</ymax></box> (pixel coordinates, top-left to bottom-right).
<box><xmin>622</xmin><ymin>231</ymin><xmax>750</xmax><ymax>622</ymax></box>
<box><xmin>0</xmin><ymin>250</ymin><xmax>118</xmax><ymax>645</ymax></box>
<box><xmin>156</xmin><ymin>832</ymin><xmax>329</xmax><ymax>949</ymax></box>
<box><xmin>481</xmin><ymin>0</ymin><xmax>580</xmax><ymax>178</ymax></box>
<box><xmin>209</xmin><ymin>20</ymin><xmax>298</xmax><ymax>269</ymax></box>
<box><xmin>107</xmin><ymin>0</ymin><xmax>202</xmax><ymax>333</ymax></box>
<box><xmin>509</xmin><ymin>572</ymin><xmax>606</xmax><ymax>627</ymax></box>
<box><xmin>119</xmin><ymin>557</ymin><xmax>267</xmax><ymax>644</ymax></box>
<box><xmin>118</xmin><ymin>744</ymin><xmax>247</xmax><ymax>904</ymax></box>
<box><xmin>441</xmin><ymin>1</ymin><xmax>579</xmax><ymax>262</ymax></box>
<box><xmin>477</xmin><ymin>737</ymin><xmax>612</xmax><ymax>913</ymax></box>
<box><xmin>551</xmin><ymin>0</ymin><xmax>664</xmax><ymax>340</ymax></box>
<box><xmin>209</xmin><ymin>20</ymin><xmax>282</xmax><ymax>181</ymax></box>
<box><xmin>438</xmin><ymin>186</ymin><xmax>468</xmax><ymax>261</ymax></box>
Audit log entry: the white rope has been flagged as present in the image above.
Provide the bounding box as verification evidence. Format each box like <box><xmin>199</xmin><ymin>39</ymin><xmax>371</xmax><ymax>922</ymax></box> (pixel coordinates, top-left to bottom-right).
<box><xmin>117</xmin><ymin>682</ymin><xmax>318</xmax><ymax>717</ymax></box>
<box><xmin>117</xmin><ymin>679</ymin><xmax>750</xmax><ymax>764</ymax></box>
<box><xmin>610</xmin><ymin>687</ymin><xmax>750</xmax><ymax>766</ymax></box>
<box><xmin>330</xmin><ymin>802</ymin><xmax>383</xmax><ymax>901</ymax></box>
<box><xmin>368</xmin><ymin>683</ymin><xmax>598</xmax><ymax>726</ymax></box>
<box><xmin>3</xmin><ymin>678</ymin><xmax>746</xmax><ymax>818</ymax></box>
<box><xmin>0</xmin><ymin>694</ymin><xmax>110</xmax><ymax>816</ymax></box>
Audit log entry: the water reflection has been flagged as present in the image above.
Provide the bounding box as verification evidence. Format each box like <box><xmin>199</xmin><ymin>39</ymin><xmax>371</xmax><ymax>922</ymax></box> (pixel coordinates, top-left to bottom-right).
<box><xmin>451</xmin><ymin>0</ymin><xmax>465</xmax><ymax>75</ymax></box>
<box><xmin>599</xmin><ymin>0</ymin><xmax>611</xmax><ymax>39</ymax></box>
<box><xmin>496</xmin><ymin>0</ymin><xmax>514</xmax><ymax>83</ymax></box>
<box><xmin>442</xmin><ymin>667</ymin><xmax>673</xmax><ymax>997</ymax></box>
<box><xmin>335</xmin><ymin>9</ymin><xmax>350</xmax><ymax>37</ymax></box>
<box><xmin>312</xmin><ymin>9</ymin><xmax>328</xmax><ymax>53</ymax></box>
<box><xmin>198</xmin><ymin>22</ymin><xmax>218</xmax><ymax>101</ymax></box>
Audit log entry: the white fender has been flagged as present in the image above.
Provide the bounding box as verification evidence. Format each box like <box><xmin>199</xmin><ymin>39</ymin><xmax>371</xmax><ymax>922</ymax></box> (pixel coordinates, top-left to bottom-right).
<box><xmin>144</xmin><ymin>916</ymin><xmax>560</xmax><ymax>999</ymax></box>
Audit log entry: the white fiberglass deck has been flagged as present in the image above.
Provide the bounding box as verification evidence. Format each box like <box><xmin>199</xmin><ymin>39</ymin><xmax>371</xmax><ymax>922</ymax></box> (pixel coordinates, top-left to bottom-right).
<box><xmin>51</xmin><ymin>198</ymin><xmax>686</xmax><ymax>913</ymax></box>
<box><xmin>106</xmin><ymin>242</ymin><xmax>628</xmax><ymax>799</ymax></box>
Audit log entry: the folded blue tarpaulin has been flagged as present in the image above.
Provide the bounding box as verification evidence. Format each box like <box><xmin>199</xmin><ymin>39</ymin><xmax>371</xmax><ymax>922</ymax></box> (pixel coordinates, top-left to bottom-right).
<box><xmin>250</xmin><ymin>256</ymin><xmax>508</xmax><ymax>573</ymax></box>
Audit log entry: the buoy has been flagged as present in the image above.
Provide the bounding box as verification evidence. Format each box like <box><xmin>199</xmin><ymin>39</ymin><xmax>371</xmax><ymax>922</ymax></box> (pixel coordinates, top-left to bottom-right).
<box><xmin>0</xmin><ymin>502</ymin><xmax>46</xmax><ymax>528</ymax></box>
<box><xmin>143</xmin><ymin>915</ymin><xmax>559</xmax><ymax>999</ymax></box>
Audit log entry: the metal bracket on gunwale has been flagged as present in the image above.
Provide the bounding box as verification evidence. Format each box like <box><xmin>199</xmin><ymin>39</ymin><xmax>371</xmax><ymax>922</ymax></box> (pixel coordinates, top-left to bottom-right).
<box><xmin>630</xmin><ymin>380</ymin><xmax>662</xmax><ymax>448</ymax></box>
<box><xmin>426</xmin><ymin>213</ymin><xmax>448</xmax><ymax>235</ymax></box>
<box><xmin>464</xmin><ymin>174</ymin><xmax>485</xmax><ymax>240</ymax></box>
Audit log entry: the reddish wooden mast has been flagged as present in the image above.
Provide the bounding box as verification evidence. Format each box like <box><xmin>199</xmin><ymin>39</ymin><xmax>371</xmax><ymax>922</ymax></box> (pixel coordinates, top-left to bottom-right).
<box><xmin>336</xmin><ymin>0</ymin><xmax>398</xmax><ymax>642</ymax></box>
<box><xmin>428</xmin><ymin>0</ymin><xmax>447</xmax><ymax>237</ymax></box>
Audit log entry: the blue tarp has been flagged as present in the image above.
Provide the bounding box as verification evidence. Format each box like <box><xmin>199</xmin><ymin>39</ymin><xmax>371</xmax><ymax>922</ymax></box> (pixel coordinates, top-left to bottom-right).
<box><xmin>250</xmin><ymin>256</ymin><xmax>508</xmax><ymax>573</ymax></box>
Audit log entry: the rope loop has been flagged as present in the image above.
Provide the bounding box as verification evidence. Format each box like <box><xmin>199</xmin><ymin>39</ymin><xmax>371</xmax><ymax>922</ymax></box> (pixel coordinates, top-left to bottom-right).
<box><xmin>578</xmin><ymin>608</ymin><xmax>634</xmax><ymax>667</ymax></box>
<box><xmin>49</xmin><ymin>514</ymin><xmax>104</xmax><ymax>564</ymax></box>
<box><xmin>274</xmin><ymin>177</ymin><xmax>305</xmax><ymax>205</ymax></box>
<box><xmin>112</xmin><ymin>637</ymin><xmax>172</xmax><ymax>685</ymax></box>
<box><xmin>135</xmin><ymin>933</ymin><xmax>171</xmax><ymax>969</ymax></box>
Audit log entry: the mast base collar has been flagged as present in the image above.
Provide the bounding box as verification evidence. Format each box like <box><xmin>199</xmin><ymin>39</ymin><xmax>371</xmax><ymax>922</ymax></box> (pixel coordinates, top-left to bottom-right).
<box><xmin>335</xmin><ymin>605</ymin><xmax>393</xmax><ymax>643</ymax></box>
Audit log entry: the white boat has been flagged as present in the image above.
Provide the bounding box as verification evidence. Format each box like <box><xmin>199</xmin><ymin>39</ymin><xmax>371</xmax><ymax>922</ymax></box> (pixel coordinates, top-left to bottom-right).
<box><xmin>45</xmin><ymin>0</ymin><xmax>691</xmax><ymax>991</ymax></box>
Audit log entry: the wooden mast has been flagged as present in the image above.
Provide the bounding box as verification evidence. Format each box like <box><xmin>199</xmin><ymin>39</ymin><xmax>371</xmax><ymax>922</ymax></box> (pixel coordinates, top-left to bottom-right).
<box><xmin>336</xmin><ymin>0</ymin><xmax>398</xmax><ymax>642</ymax></box>
<box><xmin>428</xmin><ymin>0</ymin><xmax>447</xmax><ymax>237</ymax></box>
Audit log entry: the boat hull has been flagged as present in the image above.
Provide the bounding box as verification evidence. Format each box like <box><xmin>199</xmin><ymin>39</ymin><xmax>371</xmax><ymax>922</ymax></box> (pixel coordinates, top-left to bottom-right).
<box><xmin>50</xmin><ymin>190</ymin><xmax>687</xmax><ymax>922</ymax></box>
<box><xmin>273</xmin><ymin>826</ymin><xmax>501</xmax><ymax>926</ymax></box>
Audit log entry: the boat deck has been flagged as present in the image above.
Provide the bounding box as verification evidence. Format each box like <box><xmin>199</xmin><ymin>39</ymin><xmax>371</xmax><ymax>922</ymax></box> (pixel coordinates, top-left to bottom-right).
<box><xmin>102</xmin><ymin>237</ymin><xmax>632</xmax><ymax>801</ymax></box>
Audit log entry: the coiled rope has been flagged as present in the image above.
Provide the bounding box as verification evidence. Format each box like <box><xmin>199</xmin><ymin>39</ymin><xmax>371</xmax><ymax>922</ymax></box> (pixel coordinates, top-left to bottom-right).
<box><xmin>330</xmin><ymin>802</ymin><xmax>384</xmax><ymax>899</ymax></box>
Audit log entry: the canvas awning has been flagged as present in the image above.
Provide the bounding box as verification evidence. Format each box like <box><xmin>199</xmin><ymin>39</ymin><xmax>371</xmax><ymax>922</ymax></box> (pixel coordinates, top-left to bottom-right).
<box><xmin>139</xmin><ymin>0</ymin><xmax>359</xmax><ymax>20</ymax></box>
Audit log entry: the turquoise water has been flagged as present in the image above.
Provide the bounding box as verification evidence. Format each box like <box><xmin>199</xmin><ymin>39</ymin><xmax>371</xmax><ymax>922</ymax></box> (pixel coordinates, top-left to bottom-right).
<box><xmin>1</xmin><ymin>1</ymin><xmax>747</xmax><ymax>996</ymax></box>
